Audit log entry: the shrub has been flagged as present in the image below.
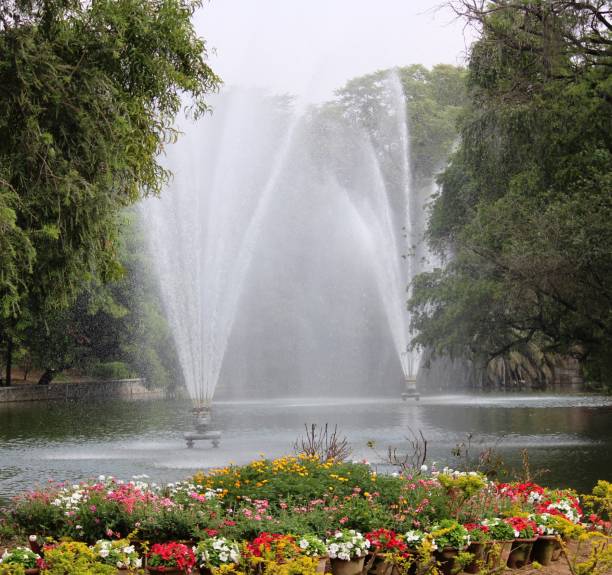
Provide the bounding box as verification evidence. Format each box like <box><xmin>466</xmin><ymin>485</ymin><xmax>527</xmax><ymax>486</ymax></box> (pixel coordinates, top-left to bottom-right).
<box><xmin>90</xmin><ymin>362</ymin><xmax>133</xmax><ymax>380</ymax></box>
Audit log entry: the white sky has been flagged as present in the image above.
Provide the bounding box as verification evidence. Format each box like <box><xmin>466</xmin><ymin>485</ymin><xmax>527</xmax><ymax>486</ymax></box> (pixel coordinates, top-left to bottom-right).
<box><xmin>195</xmin><ymin>0</ymin><xmax>474</xmax><ymax>102</ymax></box>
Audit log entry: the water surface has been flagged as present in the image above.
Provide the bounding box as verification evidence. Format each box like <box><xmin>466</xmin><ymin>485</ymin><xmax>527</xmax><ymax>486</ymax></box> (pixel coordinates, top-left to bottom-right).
<box><xmin>0</xmin><ymin>394</ymin><xmax>610</xmax><ymax>502</ymax></box>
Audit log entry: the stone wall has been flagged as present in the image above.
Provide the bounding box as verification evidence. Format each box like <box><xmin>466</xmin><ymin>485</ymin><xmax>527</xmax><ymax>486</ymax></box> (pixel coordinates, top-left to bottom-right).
<box><xmin>0</xmin><ymin>379</ymin><xmax>163</xmax><ymax>403</ymax></box>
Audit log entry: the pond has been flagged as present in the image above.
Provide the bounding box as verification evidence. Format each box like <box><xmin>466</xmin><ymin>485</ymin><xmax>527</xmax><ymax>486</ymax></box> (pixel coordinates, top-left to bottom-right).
<box><xmin>1</xmin><ymin>393</ymin><xmax>611</xmax><ymax>502</ymax></box>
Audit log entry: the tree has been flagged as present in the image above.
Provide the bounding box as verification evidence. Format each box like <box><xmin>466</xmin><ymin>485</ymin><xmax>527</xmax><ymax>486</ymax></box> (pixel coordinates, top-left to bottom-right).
<box><xmin>410</xmin><ymin>0</ymin><xmax>612</xmax><ymax>386</ymax></box>
<box><xmin>0</xmin><ymin>0</ymin><xmax>220</xmax><ymax>384</ymax></box>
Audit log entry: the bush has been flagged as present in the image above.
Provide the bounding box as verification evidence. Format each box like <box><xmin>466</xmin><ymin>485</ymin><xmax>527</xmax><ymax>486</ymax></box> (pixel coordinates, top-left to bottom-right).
<box><xmin>89</xmin><ymin>362</ymin><xmax>133</xmax><ymax>380</ymax></box>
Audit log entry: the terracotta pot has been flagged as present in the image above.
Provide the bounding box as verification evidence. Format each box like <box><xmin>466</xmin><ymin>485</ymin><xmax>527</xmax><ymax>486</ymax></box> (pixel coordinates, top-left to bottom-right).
<box><xmin>330</xmin><ymin>556</ymin><xmax>365</xmax><ymax>575</ymax></box>
<box><xmin>489</xmin><ymin>540</ymin><xmax>513</xmax><ymax>571</ymax></box>
<box><xmin>434</xmin><ymin>547</ymin><xmax>462</xmax><ymax>575</ymax></box>
<box><xmin>551</xmin><ymin>537</ymin><xmax>564</xmax><ymax>561</ymax></box>
<box><xmin>507</xmin><ymin>538</ymin><xmax>537</xmax><ymax>569</ymax></box>
<box><xmin>369</xmin><ymin>556</ymin><xmax>396</xmax><ymax>575</ymax></box>
<box><xmin>532</xmin><ymin>536</ymin><xmax>559</xmax><ymax>566</ymax></box>
<box><xmin>24</xmin><ymin>569</ymin><xmax>40</xmax><ymax>575</ymax></box>
<box><xmin>28</xmin><ymin>539</ymin><xmax>43</xmax><ymax>555</ymax></box>
<box><xmin>464</xmin><ymin>541</ymin><xmax>490</xmax><ymax>574</ymax></box>
<box><xmin>315</xmin><ymin>556</ymin><xmax>329</xmax><ymax>574</ymax></box>
<box><xmin>147</xmin><ymin>567</ymin><xmax>187</xmax><ymax>575</ymax></box>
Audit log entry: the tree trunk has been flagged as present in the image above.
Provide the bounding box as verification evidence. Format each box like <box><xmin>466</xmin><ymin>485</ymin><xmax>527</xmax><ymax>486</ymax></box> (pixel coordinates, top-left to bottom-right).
<box><xmin>37</xmin><ymin>368</ymin><xmax>57</xmax><ymax>386</ymax></box>
<box><xmin>4</xmin><ymin>337</ymin><xmax>13</xmax><ymax>387</ymax></box>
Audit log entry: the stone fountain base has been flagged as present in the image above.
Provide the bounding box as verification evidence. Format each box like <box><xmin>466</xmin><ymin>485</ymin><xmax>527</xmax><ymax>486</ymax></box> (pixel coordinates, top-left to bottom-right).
<box><xmin>401</xmin><ymin>376</ymin><xmax>420</xmax><ymax>401</ymax></box>
<box><xmin>184</xmin><ymin>429</ymin><xmax>221</xmax><ymax>448</ymax></box>
<box><xmin>184</xmin><ymin>406</ymin><xmax>221</xmax><ymax>448</ymax></box>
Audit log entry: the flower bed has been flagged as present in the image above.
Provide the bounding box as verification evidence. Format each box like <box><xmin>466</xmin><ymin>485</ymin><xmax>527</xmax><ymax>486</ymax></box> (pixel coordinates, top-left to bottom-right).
<box><xmin>0</xmin><ymin>458</ymin><xmax>610</xmax><ymax>574</ymax></box>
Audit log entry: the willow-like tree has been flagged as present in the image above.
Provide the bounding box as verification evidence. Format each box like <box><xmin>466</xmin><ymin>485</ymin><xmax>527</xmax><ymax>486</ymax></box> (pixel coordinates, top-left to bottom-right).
<box><xmin>410</xmin><ymin>0</ymin><xmax>612</xmax><ymax>387</ymax></box>
<box><xmin>0</xmin><ymin>0</ymin><xmax>220</xmax><ymax>385</ymax></box>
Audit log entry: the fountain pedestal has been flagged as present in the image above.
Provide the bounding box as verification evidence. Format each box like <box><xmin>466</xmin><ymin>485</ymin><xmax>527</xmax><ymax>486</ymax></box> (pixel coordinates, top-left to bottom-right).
<box><xmin>401</xmin><ymin>376</ymin><xmax>420</xmax><ymax>401</ymax></box>
<box><xmin>184</xmin><ymin>407</ymin><xmax>221</xmax><ymax>448</ymax></box>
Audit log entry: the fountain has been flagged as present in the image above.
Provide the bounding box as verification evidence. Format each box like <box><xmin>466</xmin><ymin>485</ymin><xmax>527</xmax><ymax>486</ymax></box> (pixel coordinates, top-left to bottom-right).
<box><xmin>184</xmin><ymin>405</ymin><xmax>221</xmax><ymax>448</ymax></box>
<box><xmin>144</xmin><ymin>72</ymin><xmax>431</xmax><ymax>430</ymax></box>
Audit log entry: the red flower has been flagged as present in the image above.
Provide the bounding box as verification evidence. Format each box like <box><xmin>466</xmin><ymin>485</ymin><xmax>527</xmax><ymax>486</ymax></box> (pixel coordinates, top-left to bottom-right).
<box><xmin>365</xmin><ymin>529</ymin><xmax>409</xmax><ymax>557</ymax></box>
<box><xmin>148</xmin><ymin>542</ymin><xmax>196</xmax><ymax>572</ymax></box>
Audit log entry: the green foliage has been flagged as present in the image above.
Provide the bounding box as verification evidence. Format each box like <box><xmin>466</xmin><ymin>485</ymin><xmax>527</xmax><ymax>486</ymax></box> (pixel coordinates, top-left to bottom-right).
<box><xmin>410</xmin><ymin>1</ymin><xmax>612</xmax><ymax>387</ymax></box>
<box><xmin>8</xmin><ymin>212</ymin><xmax>180</xmax><ymax>387</ymax></box>
<box><xmin>0</xmin><ymin>0</ymin><xmax>219</xmax><ymax>378</ymax></box>
<box><xmin>90</xmin><ymin>361</ymin><xmax>133</xmax><ymax>380</ymax></box>
<box><xmin>41</xmin><ymin>541</ymin><xmax>116</xmax><ymax>575</ymax></box>
<box><xmin>431</xmin><ymin>519</ymin><xmax>470</xmax><ymax>549</ymax></box>
<box><xmin>334</xmin><ymin>64</ymin><xmax>467</xmax><ymax>181</ymax></box>
<box><xmin>0</xmin><ymin>546</ymin><xmax>39</xmax><ymax>568</ymax></box>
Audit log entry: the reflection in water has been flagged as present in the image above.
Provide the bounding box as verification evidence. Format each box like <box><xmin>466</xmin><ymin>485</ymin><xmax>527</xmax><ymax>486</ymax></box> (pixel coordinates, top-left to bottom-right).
<box><xmin>0</xmin><ymin>394</ymin><xmax>610</xmax><ymax>501</ymax></box>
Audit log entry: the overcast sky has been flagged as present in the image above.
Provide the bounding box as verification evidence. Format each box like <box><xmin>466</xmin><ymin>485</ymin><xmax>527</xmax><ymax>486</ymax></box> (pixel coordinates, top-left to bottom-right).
<box><xmin>195</xmin><ymin>1</ymin><xmax>474</xmax><ymax>102</ymax></box>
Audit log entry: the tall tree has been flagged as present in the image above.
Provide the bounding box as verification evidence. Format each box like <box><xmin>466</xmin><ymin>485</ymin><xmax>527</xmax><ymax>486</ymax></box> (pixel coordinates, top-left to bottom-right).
<box><xmin>410</xmin><ymin>0</ymin><xmax>612</xmax><ymax>386</ymax></box>
<box><xmin>0</xmin><ymin>0</ymin><xmax>220</xmax><ymax>384</ymax></box>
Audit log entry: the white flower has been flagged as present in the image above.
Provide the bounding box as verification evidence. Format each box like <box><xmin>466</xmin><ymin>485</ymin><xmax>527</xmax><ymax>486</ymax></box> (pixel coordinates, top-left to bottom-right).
<box><xmin>420</xmin><ymin>464</ymin><xmax>428</xmax><ymax>472</ymax></box>
<box><xmin>299</xmin><ymin>539</ymin><xmax>309</xmax><ymax>549</ymax></box>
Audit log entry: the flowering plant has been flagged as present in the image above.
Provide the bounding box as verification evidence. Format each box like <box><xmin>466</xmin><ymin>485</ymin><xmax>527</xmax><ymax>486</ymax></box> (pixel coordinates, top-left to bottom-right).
<box><xmin>0</xmin><ymin>547</ymin><xmax>42</xmax><ymax>569</ymax></box>
<box><xmin>463</xmin><ymin>523</ymin><xmax>491</xmax><ymax>542</ymax></box>
<box><xmin>536</xmin><ymin>495</ymin><xmax>582</xmax><ymax>524</ymax></box>
<box><xmin>246</xmin><ymin>533</ymin><xmax>300</xmax><ymax>562</ymax></box>
<box><xmin>196</xmin><ymin>536</ymin><xmax>240</xmax><ymax>568</ymax></box>
<box><xmin>296</xmin><ymin>534</ymin><xmax>328</xmax><ymax>558</ymax></box>
<box><xmin>504</xmin><ymin>517</ymin><xmax>538</xmax><ymax>539</ymax></box>
<box><xmin>529</xmin><ymin>514</ymin><xmax>560</xmax><ymax>536</ymax></box>
<box><xmin>481</xmin><ymin>518</ymin><xmax>515</xmax><ymax>541</ymax></box>
<box><xmin>147</xmin><ymin>542</ymin><xmax>196</xmax><ymax>572</ymax></box>
<box><xmin>430</xmin><ymin>520</ymin><xmax>470</xmax><ymax>550</ymax></box>
<box><xmin>92</xmin><ymin>539</ymin><xmax>142</xmax><ymax>569</ymax></box>
<box><xmin>326</xmin><ymin>529</ymin><xmax>370</xmax><ymax>561</ymax></box>
<box><xmin>403</xmin><ymin>530</ymin><xmax>426</xmax><ymax>548</ymax></box>
<box><xmin>365</xmin><ymin>529</ymin><xmax>409</xmax><ymax>556</ymax></box>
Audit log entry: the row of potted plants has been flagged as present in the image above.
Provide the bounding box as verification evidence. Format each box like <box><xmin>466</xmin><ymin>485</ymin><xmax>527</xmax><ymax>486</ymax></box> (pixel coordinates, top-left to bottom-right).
<box><xmin>0</xmin><ymin>519</ymin><xmax>583</xmax><ymax>575</ymax></box>
<box><xmin>0</xmin><ymin>459</ymin><xmax>609</xmax><ymax>574</ymax></box>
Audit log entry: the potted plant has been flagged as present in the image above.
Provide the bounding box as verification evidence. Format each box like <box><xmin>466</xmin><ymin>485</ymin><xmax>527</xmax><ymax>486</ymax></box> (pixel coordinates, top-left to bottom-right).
<box><xmin>91</xmin><ymin>539</ymin><xmax>142</xmax><ymax>572</ymax></box>
<box><xmin>430</xmin><ymin>520</ymin><xmax>470</xmax><ymax>575</ymax></box>
<box><xmin>365</xmin><ymin>529</ymin><xmax>409</xmax><ymax>575</ymax></box>
<box><xmin>326</xmin><ymin>530</ymin><xmax>370</xmax><ymax>575</ymax></box>
<box><xmin>246</xmin><ymin>533</ymin><xmax>301</xmax><ymax>565</ymax></box>
<box><xmin>296</xmin><ymin>534</ymin><xmax>329</xmax><ymax>574</ymax></box>
<box><xmin>402</xmin><ymin>530</ymin><xmax>425</xmax><ymax>552</ymax></box>
<box><xmin>504</xmin><ymin>517</ymin><xmax>538</xmax><ymax>569</ymax></box>
<box><xmin>38</xmin><ymin>542</ymin><xmax>116</xmax><ymax>574</ymax></box>
<box><xmin>195</xmin><ymin>536</ymin><xmax>240</xmax><ymax>575</ymax></box>
<box><xmin>147</xmin><ymin>542</ymin><xmax>196</xmax><ymax>574</ymax></box>
<box><xmin>0</xmin><ymin>547</ymin><xmax>43</xmax><ymax>574</ymax></box>
<box><xmin>482</xmin><ymin>518</ymin><xmax>515</xmax><ymax>570</ymax></box>
<box><xmin>462</xmin><ymin>524</ymin><xmax>491</xmax><ymax>574</ymax></box>
<box><xmin>530</xmin><ymin>514</ymin><xmax>564</xmax><ymax>565</ymax></box>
